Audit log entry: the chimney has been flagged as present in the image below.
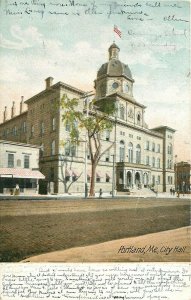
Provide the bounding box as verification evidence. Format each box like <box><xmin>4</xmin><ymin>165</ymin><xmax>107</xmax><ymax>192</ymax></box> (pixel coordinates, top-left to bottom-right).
<box><xmin>11</xmin><ymin>101</ymin><xmax>16</xmax><ymax>118</ymax></box>
<box><xmin>45</xmin><ymin>77</ymin><xmax>53</xmax><ymax>89</ymax></box>
<box><xmin>3</xmin><ymin>106</ymin><xmax>7</xmax><ymax>122</ymax></box>
<box><xmin>20</xmin><ymin>96</ymin><xmax>24</xmax><ymax>114</ymax></box>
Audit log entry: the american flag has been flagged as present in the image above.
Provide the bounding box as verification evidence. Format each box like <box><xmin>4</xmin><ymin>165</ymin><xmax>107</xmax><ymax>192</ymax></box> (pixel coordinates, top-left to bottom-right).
<box><xmin>114</xmin><ymin>25</ymin><xmax>122</xmax><ymax>38</ymax></box>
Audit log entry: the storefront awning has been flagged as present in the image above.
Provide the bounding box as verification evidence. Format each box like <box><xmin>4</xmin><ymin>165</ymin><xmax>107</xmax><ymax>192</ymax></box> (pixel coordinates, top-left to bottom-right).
<box><xmin>0</xmin><ymin>168</ymin><xmax>45</xmax><ymax>179</ymax></box>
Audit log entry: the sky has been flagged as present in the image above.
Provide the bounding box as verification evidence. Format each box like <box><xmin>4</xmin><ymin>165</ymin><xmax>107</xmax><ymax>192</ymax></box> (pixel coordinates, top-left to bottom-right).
<box><xmin>0</xmin><ymin>0</ymin><xmax>190</xmax><ymax>162</ymax></box>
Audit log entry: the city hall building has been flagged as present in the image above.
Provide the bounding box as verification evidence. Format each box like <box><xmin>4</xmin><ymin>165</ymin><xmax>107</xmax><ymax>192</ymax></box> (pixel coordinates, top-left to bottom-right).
<box><xmin>0</xmin><ymin>43</ymin><xmax>175</xmax><ymax>194</ymax></box>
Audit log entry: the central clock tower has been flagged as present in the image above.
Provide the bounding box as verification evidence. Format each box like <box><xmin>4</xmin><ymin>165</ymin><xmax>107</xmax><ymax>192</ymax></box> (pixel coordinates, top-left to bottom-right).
<box><xmin>94</xmin><ymin>43</ymin><xmax>134</xmax><ymax>100</ymax></box>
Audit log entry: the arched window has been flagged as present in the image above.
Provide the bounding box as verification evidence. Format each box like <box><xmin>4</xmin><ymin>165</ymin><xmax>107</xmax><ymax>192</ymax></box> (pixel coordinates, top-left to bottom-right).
<box><xmin>128</xmin><ymin>142</ymin><xmax>133</xmax><ymax>163</ymax></box>
<box><xmin>136</xmin><ymin>144</ymin><xmax>141</xmax><ymax>164</ymax></box>
<box><xmin>120</xmin><ymin>104</ymin><xmax>125</xmax><ymax>120</ymax></box>
<box><xmin>119</xmin><ymin>140</ymin><xmax>125</xmax><ymax>162</ymax></box>
<box><xmin>137</xmin><ymin>113</ymin><xmax>141</xmax><ymax>125</ymax></box>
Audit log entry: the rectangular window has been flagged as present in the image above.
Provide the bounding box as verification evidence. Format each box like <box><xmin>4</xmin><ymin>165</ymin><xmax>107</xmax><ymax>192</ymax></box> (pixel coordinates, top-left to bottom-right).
<box><xmin>105</xmin><ymin>150</ymin><xmax>110</xmax><ymax>162</ymax></box>
<box><xmin>146</xmin><ymin>156</ymin><xmax>149</xmax><ymax>165</ymax></box>
<box><xmin>23</xmin><ymin>121</ymin><xmax>26</xmax><ymax>133</ymax></box>
<box><xmin>152</xmin><ymin>143</ymin><xmax>155</xmax><ymax>152</ymax></box>
<box><xmin>52</xmin><ymin>117</ymin><xmax>56</xmax><ymax>131</ymax></box>
<box><xmin>51</xmin><ymin>140</ymin><xmax>56</xmax><ymax>155</ymax></box>
<box><xmin>50</xmin><ymin>167</ymin><xmax>54</xmax><ymax>181</ymax></box>
<box><xmin>13</xmin><ymin>126</ymin><xmax>17</xmax><ymax>136</ymax></box>
<box><xmin>40</xmin><ymin>143</ymin><xmax>44</xmax><ymax>157</ymax></box>
<box><xmin>146</xmin><ymin>141</ymin><xmax>149</xmax><ymax>150</ymax></box>
<box><xmin>65</xmin><ymin>122</ymin><xmax>70</xmax><ymax>132</ymax></box>
<box><xmin>152</xmin><ymin>157</ymin><xmax>155</xmax><ymax>168</ymax></box>
<box><xmin>157</xmin><ymin>144</ymin><xmax>160</xmax><ymax>153</ymax></box>
<box><xmin>40</xmin><ymin>122</ymin><xmax>44</xmax><ymax>135</ymax></box>
<box><xmin>65</xmin><ymin>142</ymin><xmax>70</xmax><ymax>156</ymax></box>
<box><xmin>105</xmin><ymin>130</ymin><xmax>110</xmax><ymax>141</ymax></box>
<box><xmin>8</xmin><ymin>153</ymin><xmax>14</xmax><ymax>168</ymax></box>
<box><xmin>157</xmin><ymin>175</ymin><xmax>160</xmax><ymax>184</ymax></box>
<box><xmin>31</xmin><ymin>125</ymin><xmax>34</xmax><ymax>137</ymax></box>
<box><xmin>24</xmin><ymin>155</ymin><xmax>30</xmax><ymax>168</ymax></box>
<box><xmin>70</xmin><ymin>144</ymin><xmax>76</xmax><ymax>157</ymax></box>
<box><xmin>96</xmin><ymin>176</ymin><xmax>101</xmax><ymax>182</ymax></box>
<box><xmin>106</xmin><ymin>174</ymin><xmax>110</xmax><ymax>182</ymax></box>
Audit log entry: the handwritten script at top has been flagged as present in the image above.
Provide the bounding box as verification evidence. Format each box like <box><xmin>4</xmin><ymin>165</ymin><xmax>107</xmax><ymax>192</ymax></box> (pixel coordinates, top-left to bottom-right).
<box><xmin>2</xmin><ymin>0</ymin><xmax>190</xmax><ymax>23</ymax></box>
<box><xmin>1</xmin><ymin>264</ymin><xmax>191</xmax><ymax>299</ymax></box>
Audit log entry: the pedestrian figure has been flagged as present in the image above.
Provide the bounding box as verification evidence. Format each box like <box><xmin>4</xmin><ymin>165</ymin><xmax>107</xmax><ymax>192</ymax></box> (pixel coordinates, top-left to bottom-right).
<box><xmin>15</xmin><ymin>184</ymin><xmax>20</xmax><ymax>196</ymax></box>
<box><xmin>99</xmin><ymin>188</ymin><xmax>103</xmax><ymax>198</ymax></box>
<box><xmin>172</xmin><ymin>189</ymin><xmax>175</xmax><ymax>196</ymax></box>
<box><xmin>170</xmin><ymin>188</ymin><xmax>172</xmax><ymax>195</ymax></box>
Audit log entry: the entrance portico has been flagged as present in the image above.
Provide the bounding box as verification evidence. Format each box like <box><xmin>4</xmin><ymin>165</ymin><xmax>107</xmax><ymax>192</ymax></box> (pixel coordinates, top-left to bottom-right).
<box><xmin>116</xmin><ymin>162</ymin><xmax>151</xmax><ymax>191</ymax></box>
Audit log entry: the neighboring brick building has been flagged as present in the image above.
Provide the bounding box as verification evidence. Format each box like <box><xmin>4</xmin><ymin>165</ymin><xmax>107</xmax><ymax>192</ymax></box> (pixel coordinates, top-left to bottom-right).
<box><xmin>0</xmin><ymin>43</ymin><xmax>176</xmax><ymax>194</ymax></box>
<box><xmin>174</xmin><ymin>161</ymin><xmax>191</xmax><ymax>193</ymax></box>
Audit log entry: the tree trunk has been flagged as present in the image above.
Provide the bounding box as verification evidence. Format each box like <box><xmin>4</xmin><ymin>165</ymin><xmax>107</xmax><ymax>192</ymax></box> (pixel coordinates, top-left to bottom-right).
<box><xmin>89</xmin><ymin>161</ymin><xmax>97</xmax><ymax>196</ymax></box>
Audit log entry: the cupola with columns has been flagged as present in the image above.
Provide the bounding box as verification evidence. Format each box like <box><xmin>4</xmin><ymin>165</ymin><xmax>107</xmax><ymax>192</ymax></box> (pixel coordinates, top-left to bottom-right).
<box><xmin>94</xmin><ymin>43</ymin><xmax>135</xmax><ymax>100</ymax></box>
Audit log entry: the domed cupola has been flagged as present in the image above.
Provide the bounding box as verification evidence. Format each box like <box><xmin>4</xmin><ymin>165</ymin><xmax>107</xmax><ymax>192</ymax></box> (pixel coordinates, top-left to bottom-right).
<box><xmin>97</xmin><ymin>43</ymin><xmax>134</xmax><ymax>81</ymax></box>
<box><xmin>95</xmin><ymin>43</ymin><xmax>134</xmax><ymax>99</ymax></box>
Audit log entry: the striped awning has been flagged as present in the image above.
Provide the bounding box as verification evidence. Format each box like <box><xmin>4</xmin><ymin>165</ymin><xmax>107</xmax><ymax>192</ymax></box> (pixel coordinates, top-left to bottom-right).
<box><xmin>0</xmin><ymin>168</ymin><xmax>45</xmax><ymax>179</ymax></box>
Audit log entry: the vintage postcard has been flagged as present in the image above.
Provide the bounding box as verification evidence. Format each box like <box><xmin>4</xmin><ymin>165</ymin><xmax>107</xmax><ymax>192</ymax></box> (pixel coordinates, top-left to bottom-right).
<box><xmin>0</xmin><ymin>0</ymin><xmax>190</xmax><ymax>299</ymax></box>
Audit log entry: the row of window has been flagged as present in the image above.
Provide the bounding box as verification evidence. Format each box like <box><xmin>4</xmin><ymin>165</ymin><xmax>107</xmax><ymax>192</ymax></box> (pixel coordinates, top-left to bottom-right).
<box><xmin>31</xmin><ymin>117</ymin><xmax>56</xmax><ymax>137</ymax></box>
<box><xmin>8</xmin><ymin>153</ymin><xmax>30</xmax><ymax>168</ymax></box>
<box><xmin>2</xmin><ymin>122</ymin><xmax>27</xmax><ymax>137</ymax></box>
<box><xmin>145</xmin><ymin>141</ymin><xmax>161</xmax><ymax>152</ymax></box>
<box><xmin>177</xmin><ymin>173</ymin><xmax>190</xmax><ymax>179</ymax></box>
<box><xmin>47</xmin><ymin>140</ymin><xmax>163</xmax><ymax>170</ymax></box>
<box><xmin>119</xmin><ymin>142</ymin><xmax>161</xmax><ymax>167</ymax></box>
<box><xmin>146</xmin><ymin>156</ymin><xmax>161</xmax><ymax>168</ymax></box>
<box><xmin>64</xmin><ymin>174</ymin><xmax>110</xmax><ymax>183</ymax></box>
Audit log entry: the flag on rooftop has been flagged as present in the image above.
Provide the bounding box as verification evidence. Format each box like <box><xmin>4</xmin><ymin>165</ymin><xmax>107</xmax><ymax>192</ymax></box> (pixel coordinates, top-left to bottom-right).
<box><xmin>114</xmin><ymin>25</ymin><xmax>122</xmax><ymax>38</ymax></box>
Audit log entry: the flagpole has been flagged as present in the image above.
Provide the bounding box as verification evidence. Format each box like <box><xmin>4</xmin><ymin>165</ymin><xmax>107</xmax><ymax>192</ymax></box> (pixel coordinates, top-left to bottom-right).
<box><xmin>113</xmin><ymin>25</ymin><xmax>115</xmax><ymax>43</ymax></box>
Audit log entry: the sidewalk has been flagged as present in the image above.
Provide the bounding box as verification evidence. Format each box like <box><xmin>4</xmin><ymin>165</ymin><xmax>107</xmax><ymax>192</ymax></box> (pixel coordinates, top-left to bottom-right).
<box><xmin>0</xmin><ymin>191</ymin><xmax>190</xmax><ymax>200</ymax></box>
<box><xmin>22</xmin><ymin>226</ymin><xmax>191</xmax><ymax>262</ymax></box>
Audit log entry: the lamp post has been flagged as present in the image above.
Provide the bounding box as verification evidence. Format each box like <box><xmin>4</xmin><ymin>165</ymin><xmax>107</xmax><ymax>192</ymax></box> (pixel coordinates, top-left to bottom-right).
<box><xmin>156</xmin><ymin>180</ymin><xmax>158</xmax><ymax>197</ymax></box>
<box><xmin>111</xmin><ymin>154</ymin><xmax>115</xmax><ymax>198</ymax></box>
<box><xmin>174</xmin><ymin>154</ymin><xmax>177</xmax><ymax>192</ymax></box>
<box><xmin>82</xmin><ymin>91</ymin><xmax>94</xmax><ymax>198</ymax></box>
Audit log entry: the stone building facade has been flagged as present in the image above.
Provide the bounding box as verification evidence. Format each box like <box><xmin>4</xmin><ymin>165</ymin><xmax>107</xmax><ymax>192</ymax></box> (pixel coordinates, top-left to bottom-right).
<box><xmin>0</xmin><ymin>43</ymin><xmax>175</xmax><ymax>194</ymax></box>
